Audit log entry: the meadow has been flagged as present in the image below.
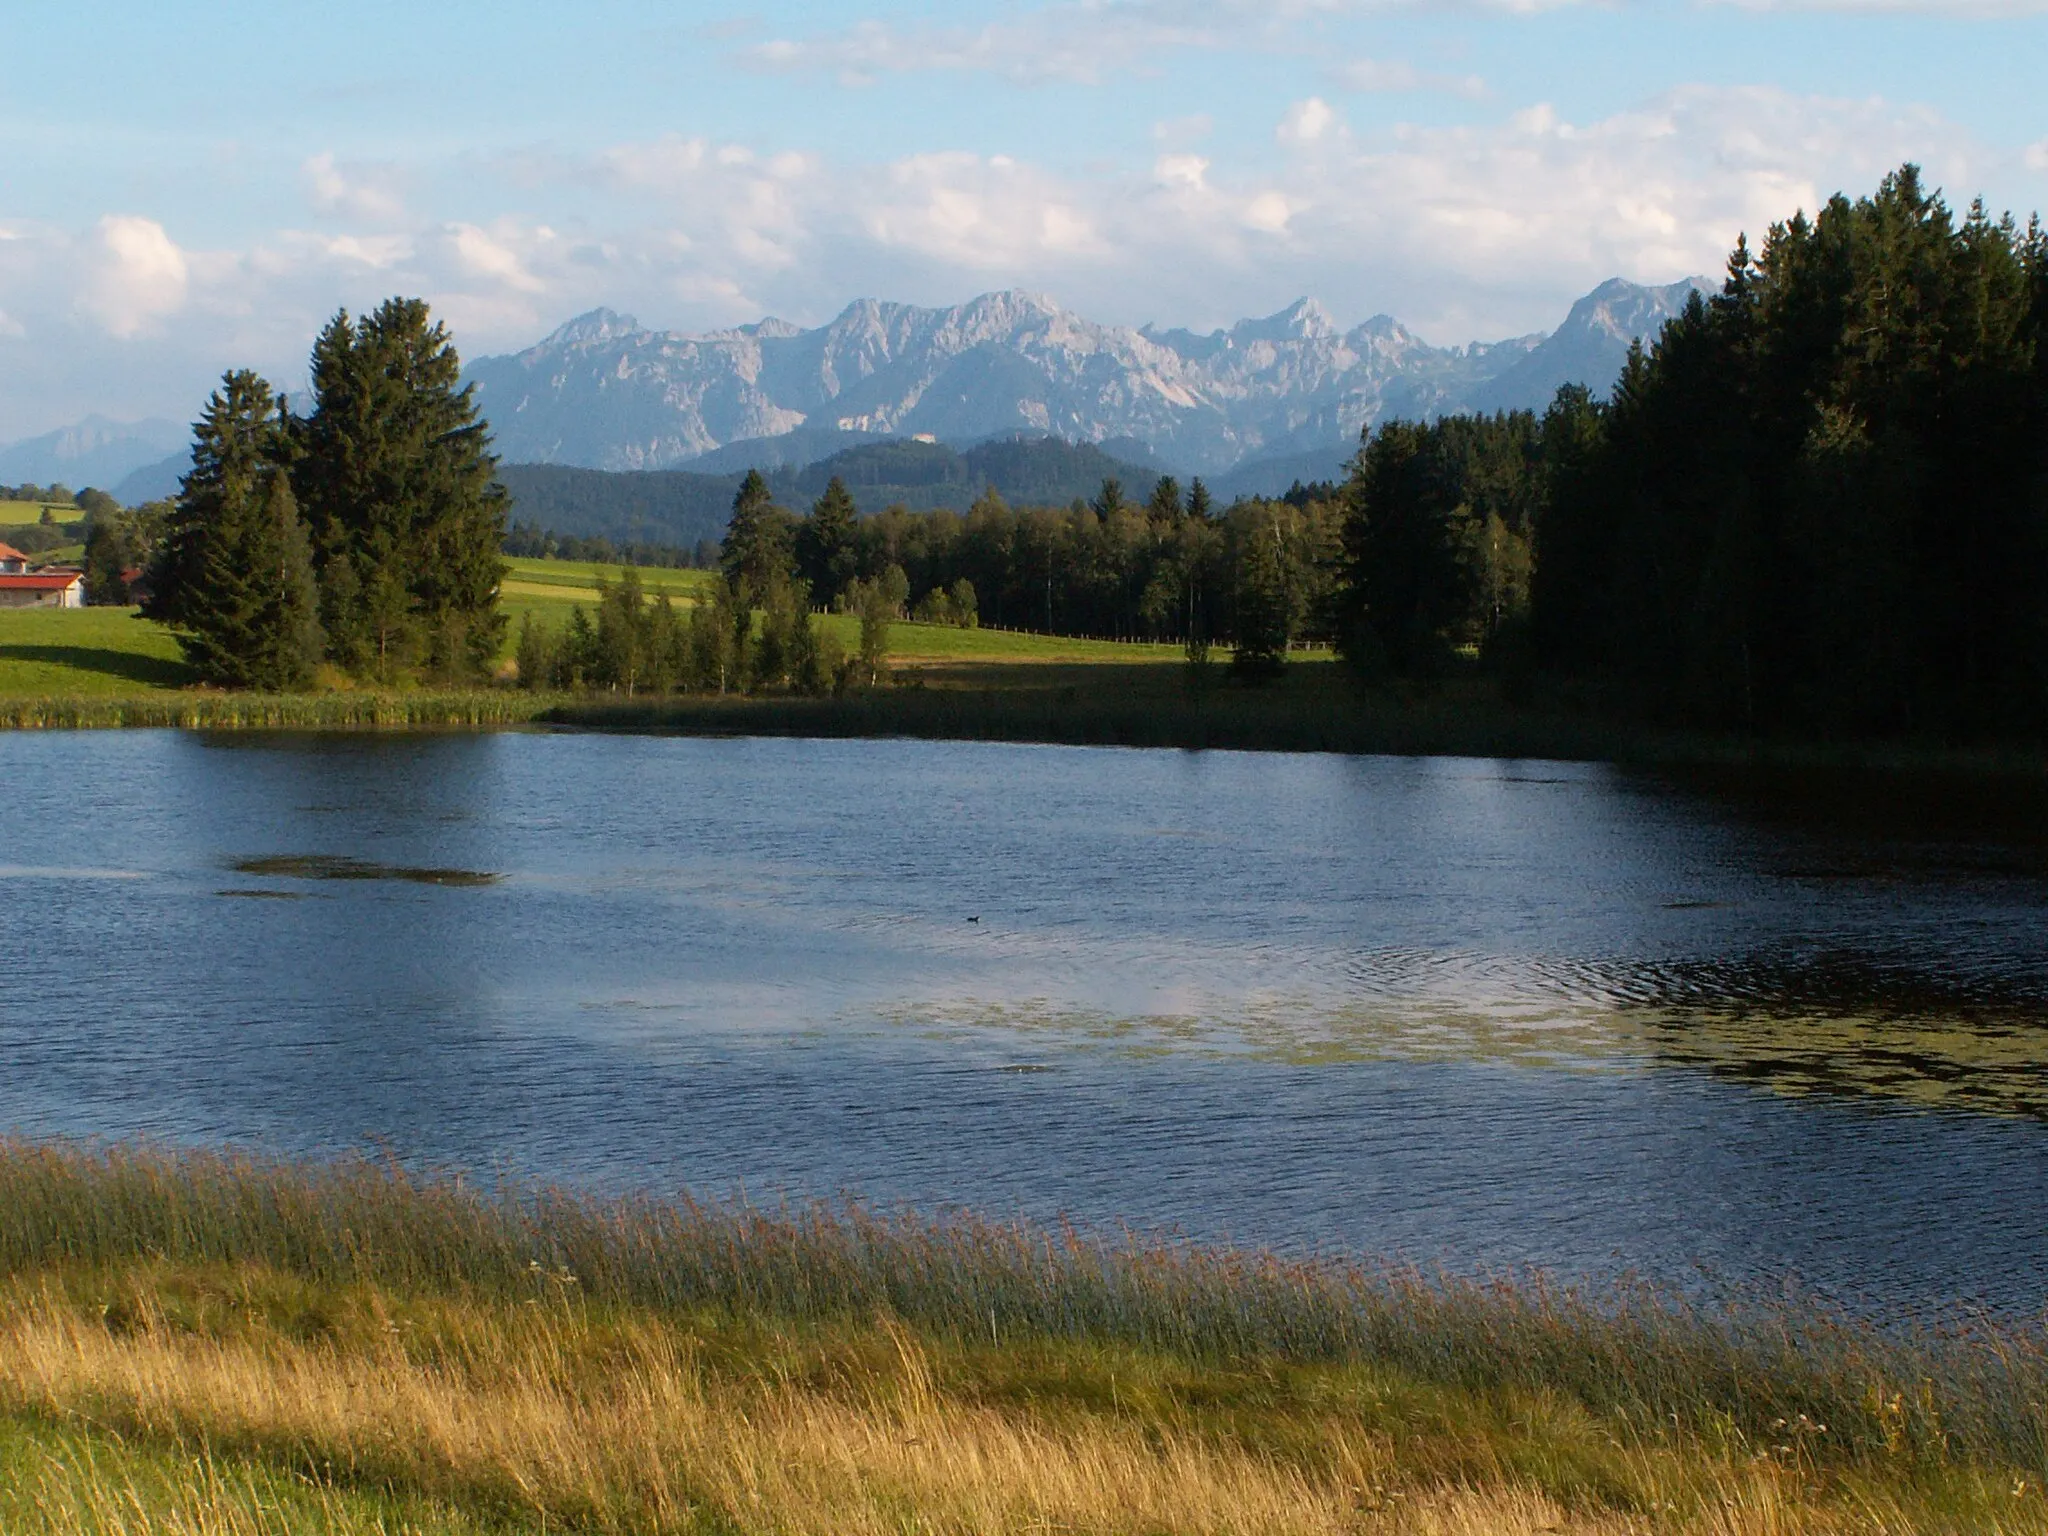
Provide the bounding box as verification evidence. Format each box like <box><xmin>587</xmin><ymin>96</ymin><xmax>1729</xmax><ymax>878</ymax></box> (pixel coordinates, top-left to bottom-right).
<box><xmin>0</xmin><ymin>556</ymin><xmax>1199</xmax><ymax>711</ymax></box>
<box><xmin>0</xmin><ymin>1137</ymin><xmax>2042</xmax><ymax>1535</ymax></box>
<box><xmin>0</xmin><ymin>499</ymin><xmax>76</xmax><ymax>523</ymax></box>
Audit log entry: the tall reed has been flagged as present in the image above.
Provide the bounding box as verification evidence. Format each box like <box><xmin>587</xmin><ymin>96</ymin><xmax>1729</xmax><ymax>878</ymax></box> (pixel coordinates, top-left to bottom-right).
<box><xmin>0</xmin><ymin>1138</ymin><xmax>2039</xmax><ymax>1479</ymax></box>
<box><xmin>0</xmin><ymin>691</ymin><xmax>560</xmax><ymax>730</ymax></box>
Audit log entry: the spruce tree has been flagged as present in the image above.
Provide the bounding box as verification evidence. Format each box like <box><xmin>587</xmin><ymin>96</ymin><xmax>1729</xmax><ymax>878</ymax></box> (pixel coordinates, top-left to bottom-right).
<box><xmin>145</xmin><ymin>372</ymin><xmax>325</xmax><ymax>688</ymax></box>
<box><xmin>796</xmin><ymin>475</ymin><xmax>860</xmax><ymax>606</ymax></box>
<box><xmin>145</xmin><ymin>370</ymin><xmax>279</xmax><ymax>639</ymax></box>
<box><xmin>721</xmin><ymin>470</ymin><xmax>794</xmax><ymax>600</ymax></box>
<box><xmin>245</xmin><ymin>472</ymin><xmax>323</xmax><ymax>691</ymax></box>
<box><xmin>1146</xmin><ymin>476</ymin><xmax>1183</xmax><ymax>522</ymax></box>
<box><xmin>296</xmin><ymin>298</ymin><xmax>506</xmax><ymax>680</ymax></box>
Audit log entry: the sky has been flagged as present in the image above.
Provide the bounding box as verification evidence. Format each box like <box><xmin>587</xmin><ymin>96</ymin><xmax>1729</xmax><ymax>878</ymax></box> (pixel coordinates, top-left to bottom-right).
<box><xmin>2</xmin><ymin>0</ymin><xmax>2045</xmax><ymax>439</ymax></box>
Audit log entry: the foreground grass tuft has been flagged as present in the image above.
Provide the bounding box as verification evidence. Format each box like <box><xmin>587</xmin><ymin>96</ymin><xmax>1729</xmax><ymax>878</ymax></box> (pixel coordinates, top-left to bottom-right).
<box><xmin>0</xmin><ymin>1139</ymin><xmax>2042</xmax><ymax>1532</ymax></box>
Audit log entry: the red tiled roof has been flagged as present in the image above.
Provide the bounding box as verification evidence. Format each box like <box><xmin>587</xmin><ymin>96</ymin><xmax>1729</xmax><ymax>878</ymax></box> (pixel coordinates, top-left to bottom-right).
<box><xmin>0</xmin><ymin>573</ymin><xmax>82</xmax><ymax>590</ymax></box>
<box><xmin>0</xmin><ymin>543</ymin><xmax>27</xmax><ymax>562</ymax></box>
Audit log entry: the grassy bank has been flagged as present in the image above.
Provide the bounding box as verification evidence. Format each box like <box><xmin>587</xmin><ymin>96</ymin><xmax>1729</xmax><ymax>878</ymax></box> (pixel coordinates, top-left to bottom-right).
<box><xmin>0</xmin><ymin>690</ymin><xmax>558</xmax><ymax>729</ymax></box>
<box><xmin>1</xmin><ymin>587</ymin><xmax>2045</xmax><ymax>794</ymax></box>
<box><xmin>547</xmin><ymin>662</ymin><xmax>1693</xmax><ymax>761</ymax></box>
<box><xmin>0</xmin><ymin>1139</ymin><xmax>2042</xmax><ymax>1534</ymax></box>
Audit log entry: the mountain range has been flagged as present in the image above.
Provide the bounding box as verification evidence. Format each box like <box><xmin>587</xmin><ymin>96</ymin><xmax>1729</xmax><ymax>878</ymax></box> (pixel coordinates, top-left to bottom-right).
<box><xmin>49</xmin><ymin>274</ymin><xmax>1706</xmax><ymax>511</ymax></box>
<box><xmin>0</xmin><ymin>415</ymin><xmax>186</xmax><ymax>493</ymax></box>
<box><xmin>463</xmin><ymin>275</ymin><xmax>1707</xmax><ymax>495</ymax></box>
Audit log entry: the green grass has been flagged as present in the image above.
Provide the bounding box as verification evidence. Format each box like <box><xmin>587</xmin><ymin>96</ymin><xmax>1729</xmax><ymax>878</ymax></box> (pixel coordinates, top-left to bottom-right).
<box><xmin>550</xmin><ymin>661</ymin><xmax>1646</xmax><ymax>758</ymax></box>
<box><xmin>502</xmin><ymin>555</ymin><xmax>714</xmax><ymax>596</ymax></box>
<box><xmin>0</xmin><ymin>608</ymin><xmax>192</xmax><ymax>694</ymax></box>
<box><xmin>0</xmin><ymin>499</ymin><xmax>75</xmax><ymax>525</ymax></box>
<box><xmin>500</xmin><ymin>558</ymin><xmax>1194</xmax><ymax>665</ymax></box>
<box><xmin>0</xmin><ymin>1414</ymin><xmax>505</xmax><ymax>1536</ymax></box>
<box><xmin>817</xmin><ymin>611</ymin><xmax>1190</xmax><ymax>663</ymax></box>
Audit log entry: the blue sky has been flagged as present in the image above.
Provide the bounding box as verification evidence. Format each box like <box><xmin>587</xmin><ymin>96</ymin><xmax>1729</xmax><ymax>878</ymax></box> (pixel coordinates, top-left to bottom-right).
<box><xmin>3</xmin><ymin>0</ymin><xmax>2045</xmax><ymax>437</ymax></box>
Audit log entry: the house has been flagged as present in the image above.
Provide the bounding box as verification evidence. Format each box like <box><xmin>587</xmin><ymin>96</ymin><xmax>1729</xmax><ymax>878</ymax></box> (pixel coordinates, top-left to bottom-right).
<box><xmin>0</xmin><ymin>543</ymin><xmax>29</xmax><ymax>574</ymax></box>
<box><xmin>0</xmin><ymin>570</ymin><xmax>85</xmax><ymax>608</ymax></box>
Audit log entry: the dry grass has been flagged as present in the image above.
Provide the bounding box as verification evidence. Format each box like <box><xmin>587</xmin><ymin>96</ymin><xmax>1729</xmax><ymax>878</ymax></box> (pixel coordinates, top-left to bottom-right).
<box><xmin>0</xmin><ymin>1140</ymin><xmax>2043</xmax><ymax>1533</ymax></box>
<box><xmin>7</xmin><ymin>1264</ymin><xmax>2037</xmax><ymax>1535</ymax></box>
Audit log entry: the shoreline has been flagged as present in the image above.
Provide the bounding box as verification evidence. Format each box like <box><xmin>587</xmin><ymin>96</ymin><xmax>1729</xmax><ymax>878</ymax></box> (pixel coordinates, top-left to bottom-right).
<box><xmin>0</xmin><ymin>676</ymin><xmax>2044</xmax><ymax>812</ymax></box>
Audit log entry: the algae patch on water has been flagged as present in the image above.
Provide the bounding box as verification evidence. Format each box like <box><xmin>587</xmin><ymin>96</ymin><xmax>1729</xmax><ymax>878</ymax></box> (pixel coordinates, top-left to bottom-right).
<box><xmin>229</xmin><ymin>854</ymin><xmax>501</xmax><ymax>888</ymax></box>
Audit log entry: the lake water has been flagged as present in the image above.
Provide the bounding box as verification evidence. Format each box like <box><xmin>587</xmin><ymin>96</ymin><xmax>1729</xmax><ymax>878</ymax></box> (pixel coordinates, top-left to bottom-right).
<box><xmin>3</xmin><ymin>728</ymin><xmax>2046</xmax><ymax>1314</ymax></box>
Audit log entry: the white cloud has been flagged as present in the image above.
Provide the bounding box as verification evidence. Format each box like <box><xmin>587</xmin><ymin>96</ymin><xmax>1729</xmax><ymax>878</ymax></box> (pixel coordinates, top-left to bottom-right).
<box><xmin>1706</xmin><ymin>0</ymin><xmax>2048</xmax><ymax>11</ymax></box>
<box><xmin>303</xmin><ymin>153</ymin><xmax>406</xmax><ymax>224</ymax></box>
<box><xmin>1153</xmin><ymin>114</ymin><xmax>1215</xmax><ymax>147</ymax></box>
<box><xmin>2026</xmin><ymin>139</ymin><xmax>2048</xmax><ymax>172</ymax></box>
<box><xmin>80</xmin><ymin>216</ymin><xmax>189</xmax><ymax>338</ymax></box>
<box><xmin>1331</xmin><ymin>57</ymin><xmax>1489</xmax><ymax>99</ymax></box>
<box><xmin>739</xmin><ymin>5</ymin><xmax>1233</xmax><ymax>85</ymax></box>
<box><xmin>1244</xmin><ymin>191</ymin><xmax>1294</xmax><ymax>232</ymax></box>
<box><xmin>734</xmin><ymin>0</ymin><xmax>2021</xmax><ymax>91</ymax></box>
<box><xmin>1277</xmin><ymin>97</ymin><xmax>1338</xmax><ymax>145</ymax></box>
<box><xmin>0</xmin><ymin>84</ymin><xmax>2028</xmax><ymax>437</ymax></box>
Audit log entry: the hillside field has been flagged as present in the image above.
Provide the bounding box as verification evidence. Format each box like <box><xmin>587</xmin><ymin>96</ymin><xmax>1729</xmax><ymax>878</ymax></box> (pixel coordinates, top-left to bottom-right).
<box><xmin>499</xmin><ymin>557</ymin><xmax>1191</xmax><ymax>666</ymax></box>
<box><xmin>0</xmin><ymin>608</ymin><xmax>191</xmax><ymax>694</ymax></box>
<box><xmin>0</xmin><ymin>500</ymin><xmax>73</xmax><ymax>523</ymax></box>
<box><xmin>0</xmin><ymin>556</ymin><xmax>1194</xmax><ymax>700</ymax></box>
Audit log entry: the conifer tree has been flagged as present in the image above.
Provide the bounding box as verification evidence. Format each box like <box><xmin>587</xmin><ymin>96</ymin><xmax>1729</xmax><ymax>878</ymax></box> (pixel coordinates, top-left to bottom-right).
<box><xmin>1230</xmin><ymin>515</ymin><xmax>1293</xmax><ymax>679</ymax></box>
<box><xmin>721</xmin><ymin>470</ymin><xmax>795</xmax><ymax>600</ymax></box>
<box><xmin>796</xmin><ymin>475</ymin><xmax>860</xmax><ymax>606</ymax></box>
<box><xmin>295</xmin><ymin>299</ymin><xmax>506</xmax><ymax>679</ymax></box>
<box><xmin>1145</xmin><ymin>476</ymin><xmax>1183</xmax><ymax>523</ymax></box>
<box><xmin>144</xmin><ymin>373</ymin><xmax>319</xmax><ymax>688</ymax></box>
<box><xmin>145</xmin><ymin>370</ymin><xmax>280</xmax><ymax>639</ymax></box>
<box><xmin>243</xmin><ymin>472</ymin><xmax>324</xmax><ymax>691</ymax></box>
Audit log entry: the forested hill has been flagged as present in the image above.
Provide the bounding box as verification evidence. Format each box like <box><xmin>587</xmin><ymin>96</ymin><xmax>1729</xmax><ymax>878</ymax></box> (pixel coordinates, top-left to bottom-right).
<box><xmin>498</xmin><ymin>435</ymin><xmax>1162</xmax><ymax>545</ymax></box>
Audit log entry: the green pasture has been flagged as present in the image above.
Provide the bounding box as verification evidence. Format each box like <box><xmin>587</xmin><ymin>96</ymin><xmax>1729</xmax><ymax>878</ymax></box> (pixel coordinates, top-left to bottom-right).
<box><xmin>502</xmin><ymin>556</ymin><xmax>1192</xmax><ymax>666</ymax></box>
<box><xmin>502</xmin><ymin>555</ymin><xmax>714</xmax><ymax>598</ymax></box>
<box><xmin>0</xmin><ymin>608</ymin><xmax>191</xmax><ymax>695</ymax></box>
<box><xmin>817</xmin><ymin>611</ymin><xmax>1187</xmax><ymax>664</ymax></box>
<box><xmin>0</xmin><ymin>499</ymin><xmax>72</xmax><ymax>525</ymax></box>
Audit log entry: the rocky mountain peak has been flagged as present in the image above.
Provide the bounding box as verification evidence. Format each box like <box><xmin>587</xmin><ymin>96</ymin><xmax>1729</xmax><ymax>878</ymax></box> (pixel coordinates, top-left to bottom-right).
<box><xmin>541</xmin><ymin>309</ymin><xmax>645</xmax><ymax>349</ymax></box>
<box><xmin>465</xmin><ymin>279</ymin><xmax>1704</xmax><ymax>480</ymax></box>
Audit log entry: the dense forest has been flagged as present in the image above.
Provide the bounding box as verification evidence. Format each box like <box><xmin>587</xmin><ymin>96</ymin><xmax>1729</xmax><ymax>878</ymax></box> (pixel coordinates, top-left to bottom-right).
<box><xmin>1533</xmin><ymin>166</ymin><xmax>2048</xmax><ymax>737</ymax></box>
<box><xmin>493</xmin><ymin>437</ymin><xmax>1163</xmax><ymax>553</ymax></box>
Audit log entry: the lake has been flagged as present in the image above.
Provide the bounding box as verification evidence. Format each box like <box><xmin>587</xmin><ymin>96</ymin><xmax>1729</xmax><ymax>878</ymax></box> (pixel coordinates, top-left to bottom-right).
<box><xmin>4</xmin><ymin>728</ymin><xmax>2045</xmax><ymax>1314</ymax></box>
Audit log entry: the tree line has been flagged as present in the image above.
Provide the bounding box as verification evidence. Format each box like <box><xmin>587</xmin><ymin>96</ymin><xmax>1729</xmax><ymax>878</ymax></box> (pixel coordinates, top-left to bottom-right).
<box><xmin>679</xmin><ymin>465</ymin><xmax>1343</xmax><ymax>676</ymax></box>
<box><xmin>1330</xmin><ymin>166</ymin><xmax>2048</xmax><ymax>739</ymax></box>
<box><xmin>502</xmin><ymin>521</ymin><xmax>715</xmax><ymax>570</ymax></box>
<box><xmin>615</xmin><ymin>164</ymin><xmax>2046</xmax><ymax>739</ymax></box>
<box><xmin>141</xmin><ymin>298</ymin><xmax>505</xmax><ymax>689</ymax></box>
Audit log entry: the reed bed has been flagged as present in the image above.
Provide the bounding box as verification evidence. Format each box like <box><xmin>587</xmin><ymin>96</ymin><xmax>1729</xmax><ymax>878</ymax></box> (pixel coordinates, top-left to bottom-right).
<box><xmin>543</xmin><ymin>676</ymin><xmax>1645</xmax><ymax>759</ymax></box>
<box><xmin>0</xmin><ymin>1146</ymin><xmax>2039</xmax><ymax>1531</ymax></box>
<box><xmin>0</xmin><ymin>691</ymin><xmax>561</xmax><ymax>731</ymax></box>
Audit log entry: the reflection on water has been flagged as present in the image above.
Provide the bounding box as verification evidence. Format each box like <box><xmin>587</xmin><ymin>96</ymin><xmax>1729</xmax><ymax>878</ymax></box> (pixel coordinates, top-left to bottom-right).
<box><xmin>878</xmin><ymin>939</ymin><xmax>2048</xmax><ymax>1121</ymax></box>
<box><xmin>230</xmin><ymin>854</ymin><xmax>501</xmax><ymax>887</ymax></box>
<box><xmin>1</xmin><ymin>729</ymin><xmax>2045</xmax><ymax>1311</ymax></box>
